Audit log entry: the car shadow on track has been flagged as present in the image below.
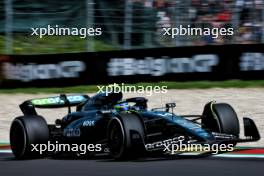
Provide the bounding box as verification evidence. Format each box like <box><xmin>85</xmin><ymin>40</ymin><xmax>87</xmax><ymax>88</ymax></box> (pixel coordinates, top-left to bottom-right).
<box><xmin>1</xmin><ymin>153</ymin><xmax>264</xmax><ymax>162</ymax></box>
<box><xmin>0</xmin><ymin>152</ymin><xmax>213</xmax><ymax>162</ymax></box>
<box><xmin>54</xmin><ymin>153</ymin><xmax>215</xmax><ymax>162</ymax></box>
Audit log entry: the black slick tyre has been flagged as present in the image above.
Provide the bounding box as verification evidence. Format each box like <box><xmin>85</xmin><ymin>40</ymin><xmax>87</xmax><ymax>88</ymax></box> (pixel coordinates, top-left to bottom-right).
<box><xmin>10</xmin><ymin>115</ymin><xmax>49</xmax><ymax>159</ymax></box>
<box><xmin>107</xmin><ymin>113</ymin><xmax>145</xmax><ymax>160</ymax></box>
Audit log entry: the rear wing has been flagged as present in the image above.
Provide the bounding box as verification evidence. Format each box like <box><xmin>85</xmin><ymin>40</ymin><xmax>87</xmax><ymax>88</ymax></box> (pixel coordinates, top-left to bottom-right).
<box><xmin>20</xmin><ymin>94</ymin><xmax>90</xmax><ymax>115</ymax></box>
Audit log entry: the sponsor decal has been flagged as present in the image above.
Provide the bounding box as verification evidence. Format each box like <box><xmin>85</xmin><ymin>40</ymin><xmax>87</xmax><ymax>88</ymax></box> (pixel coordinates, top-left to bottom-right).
<box><xmin>82</xmin><ymin>120</ymin><xmax>95</xmax><ymax>127</ymax></box>
<box><xmin>107</xmin><ymin>55</ymin><xmax>219</xmax><ymax>76</ymax></box>
<box><xmin>2</xmin><ymin>61</ymin><xmax>85</xmax><ymax>82</ymax></box>
<box><xmin>240</xmin><ymin>52</ymin><xmax>264</xmax><ymax>71</ymax></box>
<box><xmin>31</xmin><ymin>95</ymin><xmax>86</xmax><ymax>106</ymax></box>
<box><xmin>63</xmin><ymin>128</ymin><xmax>81</xmax><ymax>137</ymax></box>
<box><xmin>145</xmin><ymin>136</ymin><xmax>186</xmax><ymax>151</ymax></box>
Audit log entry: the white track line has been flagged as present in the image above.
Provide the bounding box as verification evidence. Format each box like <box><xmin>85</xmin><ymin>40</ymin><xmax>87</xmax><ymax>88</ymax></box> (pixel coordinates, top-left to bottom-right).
<box><xmin>213</xmin><ymin>154</ymin><xmax>264</xmax><ymax>158</ymax></box>
<box><xmin>0</xmin><ymin>150</ymin><xmax>12</xmax><ymax>153</ymax></box>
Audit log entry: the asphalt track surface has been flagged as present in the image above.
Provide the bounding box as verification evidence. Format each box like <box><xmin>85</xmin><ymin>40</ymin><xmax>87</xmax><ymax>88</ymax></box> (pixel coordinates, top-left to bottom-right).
<box><xmin>0</xmin><ymin>153</ymin><xmax>263</xmax><ymax>176</ymax></box>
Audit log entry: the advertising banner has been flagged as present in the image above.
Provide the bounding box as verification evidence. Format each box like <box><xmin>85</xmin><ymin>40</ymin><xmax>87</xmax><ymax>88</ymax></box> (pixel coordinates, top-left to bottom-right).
<box><xmin>0</xmin><ymin>44</ymin><xmax>264</xmax><ymax>88</ymax></box>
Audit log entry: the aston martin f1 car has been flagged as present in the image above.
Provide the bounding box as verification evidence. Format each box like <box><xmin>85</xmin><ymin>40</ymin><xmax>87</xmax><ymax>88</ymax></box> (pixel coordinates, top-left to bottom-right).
<box><xmin>10</xmin><ymin>92</ymin><xmax>260</xmax><ymax>159</ymax></box>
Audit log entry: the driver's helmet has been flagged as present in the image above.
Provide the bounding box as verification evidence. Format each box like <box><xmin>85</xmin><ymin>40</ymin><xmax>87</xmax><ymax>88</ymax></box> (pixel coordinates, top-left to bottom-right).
<box><xmin>114</xmin><ymin>102</ymin><xmax>129</xmax><ymax>112</ymax></box>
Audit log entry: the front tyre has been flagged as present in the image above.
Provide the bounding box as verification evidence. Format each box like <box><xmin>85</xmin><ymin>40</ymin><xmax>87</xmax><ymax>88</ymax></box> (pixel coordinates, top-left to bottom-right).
<box><xmin>107</xmin><ymin>113</ymin><xmax>145</xmax><ymax>160</ymax></box>
<box><xmin>202</xmin><ymin>102</ymin><xmax>240</xmax><ymax>137</ymax></box>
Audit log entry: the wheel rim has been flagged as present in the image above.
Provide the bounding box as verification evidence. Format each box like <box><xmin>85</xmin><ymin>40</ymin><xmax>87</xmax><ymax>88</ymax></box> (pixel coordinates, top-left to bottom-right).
<box><xmin>10</xmin><ymin>120</ymin><xmax>27</xmax><ymax>158</ymax></box>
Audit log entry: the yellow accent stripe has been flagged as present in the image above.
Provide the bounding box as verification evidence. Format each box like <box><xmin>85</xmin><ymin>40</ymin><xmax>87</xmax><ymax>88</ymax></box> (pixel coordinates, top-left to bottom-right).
<box><xmin>210</xmin><ymin>101</ymin><xmax>222</xmax><ymax>132</ymax></box>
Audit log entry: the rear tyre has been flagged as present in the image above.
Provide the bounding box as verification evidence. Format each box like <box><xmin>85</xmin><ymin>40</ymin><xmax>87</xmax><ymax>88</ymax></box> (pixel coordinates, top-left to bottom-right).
<box><xmin>10</xmin><ymin>115</ymin><xmax>49</xmax><ymax>159</ymax></box>
<box><xmin>107</xmin><ymin>113</ymin><xmax>145</xmax><ymax>160</ymax></box>
<box><xmin>202</xmin><ymin>102</ymin><xmax>239</xmax><ymax>137</ymax></box>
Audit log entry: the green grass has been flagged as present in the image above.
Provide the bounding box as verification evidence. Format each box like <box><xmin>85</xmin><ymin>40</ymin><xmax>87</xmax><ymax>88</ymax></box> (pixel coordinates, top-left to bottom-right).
<box><xmin>1</xmin><ymin>80</ymin><xmax>264</xmax><ymax>94</ymax></box>
<box><xmin>0</xmin><ymin>35</ymin><xmax>118</xmax><ymax>54</ymax></box>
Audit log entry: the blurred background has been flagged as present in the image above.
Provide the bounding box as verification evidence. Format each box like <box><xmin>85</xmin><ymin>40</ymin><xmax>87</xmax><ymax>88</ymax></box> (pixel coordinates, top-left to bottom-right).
<box><xmin>0</xmin><ymin>0</ymin><xmax>264</xmax><ymax>54</ymax></box>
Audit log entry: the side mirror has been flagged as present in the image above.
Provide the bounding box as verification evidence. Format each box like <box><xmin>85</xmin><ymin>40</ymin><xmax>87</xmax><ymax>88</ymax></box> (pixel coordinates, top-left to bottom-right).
<box><xmin>165</xmin><ymin>103</ymin><xmax>176</xmax><ymax>112</ymax></box>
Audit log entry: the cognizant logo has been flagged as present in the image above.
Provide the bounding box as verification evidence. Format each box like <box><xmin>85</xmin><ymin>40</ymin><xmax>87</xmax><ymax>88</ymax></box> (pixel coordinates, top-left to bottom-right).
<box><xmin>31</xmin><ymin>95</ymin><xmax>86</xmax><ymax>105</ymax></box>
